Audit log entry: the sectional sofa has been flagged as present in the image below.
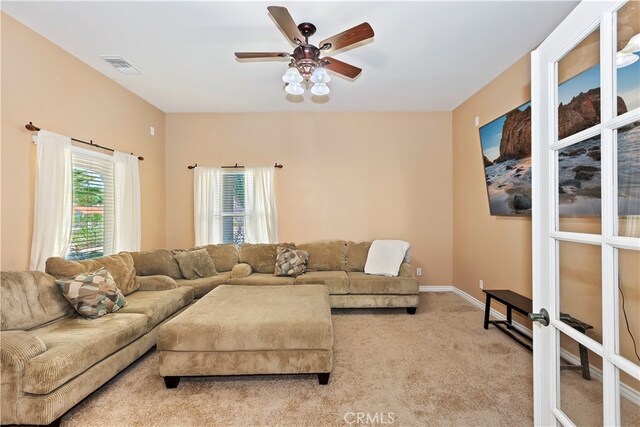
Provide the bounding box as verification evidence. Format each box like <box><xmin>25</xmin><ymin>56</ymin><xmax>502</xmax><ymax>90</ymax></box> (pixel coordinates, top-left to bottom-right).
<box><xmin>0</xmin><ymin>240</ymin><xmax>418</xmax><ymax>426</ymax></box>
<box><xmin>130</xmin><ymin>240</ymin><xmax>419</xmax><ymax>311</ymax></box>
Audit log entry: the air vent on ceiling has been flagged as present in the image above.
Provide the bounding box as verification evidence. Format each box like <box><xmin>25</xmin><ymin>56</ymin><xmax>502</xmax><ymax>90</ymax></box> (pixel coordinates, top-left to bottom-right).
<box><xmin>99</xmin><ymin>55</ymin><xmax>140</xmax><ymax>74</ymax></box>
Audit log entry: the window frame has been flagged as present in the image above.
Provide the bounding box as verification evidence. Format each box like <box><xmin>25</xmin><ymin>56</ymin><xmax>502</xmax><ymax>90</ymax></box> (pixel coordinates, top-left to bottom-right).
<box><xmin>66</xmin><ymin>146</ymin><xmax>115</xmax><ymax>260</ymax></box>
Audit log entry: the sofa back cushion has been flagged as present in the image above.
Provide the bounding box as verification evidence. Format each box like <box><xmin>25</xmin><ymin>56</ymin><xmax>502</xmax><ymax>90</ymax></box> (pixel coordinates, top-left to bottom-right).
<box><xmin>200</xmin><ymin>244</ymin><xmax>239</xmax><ymax>272</ymax></box>
<box><xmin>129</xmin><ymin>249</ymin><xmax>183</xmax><ymax>279</ymax></box>
<box><xmin>1</xmin><ymin>271</ymin><xmax>72</xmax><ymax>331</ymax></box>
<box><xmin>239</xmin><ymin>243</ymin><xmax>295</xmax><ymax>274</ymax></box>
<box><xmin>46</xmin><ymin>252</ymin><xmax>140</xmax><ymax>295</ymax></box>
<box><xmin>346</xmin><ymin>241</ymin><xmax>372</xmax><ymax>272</ymax></box>
<box><xmin>297</xmin><ymin>241</ymin><xmax>347</xmax><ymax>272</ymax></box>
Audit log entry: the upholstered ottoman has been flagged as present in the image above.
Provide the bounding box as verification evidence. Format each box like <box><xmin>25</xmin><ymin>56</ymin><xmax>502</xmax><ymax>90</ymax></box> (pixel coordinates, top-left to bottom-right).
<box><xmin>157</xmin><ymin>284</ymin><xmax>334</xmax><ymax>387</ymax></box>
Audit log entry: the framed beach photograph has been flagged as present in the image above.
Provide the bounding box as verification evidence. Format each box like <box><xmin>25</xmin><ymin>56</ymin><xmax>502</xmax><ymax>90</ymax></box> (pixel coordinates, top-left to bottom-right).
<box><xmin>478</xmin><ymin>59</ymin><xmax>640</xmax><ymax>217</ymax></box>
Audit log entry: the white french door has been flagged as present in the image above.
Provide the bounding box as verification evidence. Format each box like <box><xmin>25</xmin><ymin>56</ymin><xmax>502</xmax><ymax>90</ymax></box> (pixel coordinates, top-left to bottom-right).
<box><xmin>532</xmin><ymin>0</ymin><xmax>640</xmax><ymax>426</ymax></box>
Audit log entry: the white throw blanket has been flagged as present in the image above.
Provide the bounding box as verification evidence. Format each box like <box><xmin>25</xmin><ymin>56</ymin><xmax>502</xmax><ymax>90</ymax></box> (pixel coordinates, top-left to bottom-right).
<box><xmin>364</xmin><ymin>240</ymin><xmax>411</xmax><ymax>277</ymax></box>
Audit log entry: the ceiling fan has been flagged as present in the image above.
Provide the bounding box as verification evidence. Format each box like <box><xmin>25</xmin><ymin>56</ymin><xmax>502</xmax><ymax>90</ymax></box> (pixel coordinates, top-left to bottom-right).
<box><xmin>234</xmin><ymin>6</ymin><xmax>374</xmax><ymax>96</ymax></box>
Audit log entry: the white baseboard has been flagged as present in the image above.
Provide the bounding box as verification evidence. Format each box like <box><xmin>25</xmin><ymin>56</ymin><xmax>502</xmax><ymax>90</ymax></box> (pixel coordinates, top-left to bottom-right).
<box><xmin>420</xmin><ymin>285</ymin><xmax>640</xmax><ymax>406</ymax></box>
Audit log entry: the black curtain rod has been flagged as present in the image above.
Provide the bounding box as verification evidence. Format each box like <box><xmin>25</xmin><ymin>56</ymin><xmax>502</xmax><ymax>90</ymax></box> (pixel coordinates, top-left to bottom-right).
<box><xmin>26</xmin><ymin>122</ymin><xmax>144</xmax><ymax>161</ymax></box>
<box><xmin>187</xmin><ymin>163</ymin><xmax>283</xmax><ymax>170</ymax></box>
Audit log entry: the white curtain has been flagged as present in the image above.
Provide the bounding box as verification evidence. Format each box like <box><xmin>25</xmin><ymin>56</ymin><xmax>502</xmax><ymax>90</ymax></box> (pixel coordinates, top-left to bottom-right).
<box><xmin>194</xmin><ymin>167</ymin><xmax>223</xmax><ymax>245</ymax></box>
<box><xmin>244</xmin><ymin>166</ymin><xmax>278</xmax><ymax>243</ymax></box>
<box><xmin>113</xmin><ymin>151</ymin><xmax>141</xmax><ymax>252</ymax></box>
<box><xmin>29</xmin><ymin>130</ymin><xmax>73</xmax><ymax>271</ymax></box>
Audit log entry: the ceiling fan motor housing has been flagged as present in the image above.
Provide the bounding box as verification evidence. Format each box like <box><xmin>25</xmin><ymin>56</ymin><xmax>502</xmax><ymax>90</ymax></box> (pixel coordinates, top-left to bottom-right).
<box><xmin>292</xmin><ymin>44</ymin><xmax>322</xmax><ymax>79</ymax></box>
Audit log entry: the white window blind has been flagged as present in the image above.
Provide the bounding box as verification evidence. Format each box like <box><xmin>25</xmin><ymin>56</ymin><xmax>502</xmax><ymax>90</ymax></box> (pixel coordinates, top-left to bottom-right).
<box><xmin>66</xmin><ymin>149</ymin><xmax>114</xmax><ymax>260</ymax></box>
<box><xmin>221</xmin><ymin>172</ymin><xmax>245</xmax><ymax>244</ymax></box>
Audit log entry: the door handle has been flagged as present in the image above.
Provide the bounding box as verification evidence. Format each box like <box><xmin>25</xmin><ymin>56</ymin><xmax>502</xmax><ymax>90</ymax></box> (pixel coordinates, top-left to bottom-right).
<box><xmin>529</xmin><ymin>308</ymin><xmax>550</xmax><ymax>326</ymax></box>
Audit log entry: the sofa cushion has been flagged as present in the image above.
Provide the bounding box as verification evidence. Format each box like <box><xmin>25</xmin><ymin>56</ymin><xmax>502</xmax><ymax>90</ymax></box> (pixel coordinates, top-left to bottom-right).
<box><xmin>129</xmin><ymin>249</ymin><xmax>183</xmax><ymax>279</ymax></box>
<box><xmin>226</xmin><ymin>273</ymin><xmax>295</xmax><ymax>286</ymax></box>
<box><xmin>347</xmin><ymin>272</ymin><xmax>419</xmax><ymax>295</ymax></box>
<box><xmin>274</xmin><ymin>247</ymin><xmax>309</xmax><ymax>277</ymax></box>
<box><xmin>346</xmin><ymin>241</ymin><xmax>371</xmax><ymax>272</ymax></box>
<box><xmin>172</xmin><ymin>248</ymin><xmax>217</xmax><ymax>280</ymax></box>
<box><xmin>297</xmin><ymin>241</ymin><xmax>347</xmax><ymax>272</ymax></box>
<box><xmin>200</xmin><ymin>244</ymin><xmax>239</xmax><ymax>272</ymax></box>
<box><xmin>174</xmin><ymin>272</ymin><xmax>231</xmax><ymax>298</ymax></box>
<box><xmin>56</xmin><ymin>269</ymin><xmax>127</xmax><ymax>319</ymax></box>
<box><xmin>114</xmin><ymin>287</ymin><xmax>193</xmax><ymax>332</ymax></box>
<box><xmin>294</xmin><ymin>271</ymin><xmax>349</xmax><ymax>294</ymax></box>
<box><xmin>238</xmin><ymin>243</ymin><xmax>295</xmax><ymax>274</ymax></box>
<box><xmin>23</xmin><ymin>313</ymin><xmax>147</xmax><ymax>394</ymax></box>
<box><xmin>46</xmin><ymin>252</ymin><xmax>139</xmax><ymax>295</ymax></box>
<box><xmin>1</xmin><ymin>271</ymin><xmax>72</xmax><ymax>331</ymax></box>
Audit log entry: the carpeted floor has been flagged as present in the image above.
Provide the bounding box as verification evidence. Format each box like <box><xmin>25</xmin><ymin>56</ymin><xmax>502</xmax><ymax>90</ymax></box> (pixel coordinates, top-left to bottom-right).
<box><xmin>61</xmin><ymin>292</ymin><xmax>639</xmax><ymax>426</ymax></box>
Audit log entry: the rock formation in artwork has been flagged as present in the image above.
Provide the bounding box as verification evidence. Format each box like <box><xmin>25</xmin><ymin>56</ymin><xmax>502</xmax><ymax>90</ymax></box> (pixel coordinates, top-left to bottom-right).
<box><xmin>558</xmin><ymin>88</ymin><xmax>628</xmax><ymax>139</ymax></box>
<box><xmin>495</xmin><ymin>105</ymin><xmax>532</xmax><ymax>163</ymax></box>
<box><xmin>493</xmin><ymin>88</ymin><xmax>628</xmax><ymax>164</ymax></box>
<box><xmin>483</xmin><ymin>156</ymin><xmax>494</xmax><ymax>167</ymax></box>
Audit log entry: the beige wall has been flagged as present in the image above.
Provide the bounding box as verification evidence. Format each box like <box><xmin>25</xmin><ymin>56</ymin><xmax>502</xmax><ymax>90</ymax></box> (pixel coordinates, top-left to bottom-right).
<box><xmin>452</xmin><ymin>53</ymin><xmax>533</xmax><ymax>310</ymax></box>
<box><xmin>165</xmin><ymin>112</ymin><xmax>453</xmax><ymax>285</ymax></box>
<box><xmin>0</xmin><ymin>13</ymin><xmax>167</xmax><ymax>270</ymax></box>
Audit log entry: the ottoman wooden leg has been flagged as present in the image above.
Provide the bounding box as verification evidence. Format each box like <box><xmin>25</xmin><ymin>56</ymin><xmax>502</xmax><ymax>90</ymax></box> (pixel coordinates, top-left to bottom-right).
<box><xmin>407</xmin><ymin>307</ymin><xmax>417</xmax><ymax>315</ymax></box>
<box><xmin>318</xmin><ymin>373</ymin><xmax>330</xmax><ymax>385</ymax></box>
<box><xmin>164</xmin><ymin>376</ymin><xmax>180</xmax><ymax>389</ymax></box>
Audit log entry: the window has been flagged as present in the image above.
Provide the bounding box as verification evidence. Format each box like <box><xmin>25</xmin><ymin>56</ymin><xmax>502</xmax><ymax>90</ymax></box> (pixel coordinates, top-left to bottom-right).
<box><xmin>221</xmin><ymin>172</ymin><xmax>245</xmax><ymax>244</ymax></box>
<box><xmin>66</xmin><ymin>149</ymin><xmax>114</xmax><ymax>260</ymax></box>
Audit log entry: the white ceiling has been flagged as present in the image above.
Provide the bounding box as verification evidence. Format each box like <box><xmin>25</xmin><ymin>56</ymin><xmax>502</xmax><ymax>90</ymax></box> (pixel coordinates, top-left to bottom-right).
<box><xmin>2</xmin><ymin>1</ymin><xmax>578</xmax><ymax>112</ymax></box>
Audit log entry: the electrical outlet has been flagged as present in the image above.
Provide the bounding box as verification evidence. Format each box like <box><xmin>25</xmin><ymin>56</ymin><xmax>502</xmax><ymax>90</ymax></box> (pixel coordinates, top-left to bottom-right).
<box><xmin>150</xmin><ymin>126</ymin><xmax>155</xmax><ymax>136</ymax></box>
<box><xmin>416</xmin><ymin>268</ymin><xmax>422</xmax><ymax>276</ymax></box>
<box><xmin>479</xmin><ymin>279</ymin><xmax>484</xmax><ymax>290</ymax></box>
<box><xmin>474</xmin><ymin>116</ymin><xmax>480</xmax><ymax>126</ymax></box>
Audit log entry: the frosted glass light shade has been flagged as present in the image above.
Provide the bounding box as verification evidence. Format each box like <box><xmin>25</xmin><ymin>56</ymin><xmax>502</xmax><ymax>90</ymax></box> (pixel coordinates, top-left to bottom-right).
<box><xmin>311</xmin><ymin>82</ymin><xmax>330</xmax><ymax>96</ymax></box>
<box><xmin>620</xmin><ymin>33</ymin><xmax>640</xmax><ymax>54</ymax></box>
<box><xmin>310</xmin><ymin>67</ymin><xmax>331</xmax><ymax>84</ymax></box>
<box><xmin>285</xmin><ymin>82</ymin><xmax>304</xmax><ymax>95</ymax></box>
<box><xmin>616</xmin><ymin>52</ymin><xmax>639</xmax><ymax>68</ymax></box>
<box><xmin>282</xmin><ymin>67</ymin><xmax>303</xmax><ymax>84</ymax></box>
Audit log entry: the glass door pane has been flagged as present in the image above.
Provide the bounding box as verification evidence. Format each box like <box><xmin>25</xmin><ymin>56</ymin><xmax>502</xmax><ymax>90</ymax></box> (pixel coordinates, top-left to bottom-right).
<box><xmin>616</xmin><ymin>1</ymin><xmax>640</xmax><ymax>116</ymax></box>
<box><xmin>559</xmin><ymin>241</ymin><xmax>602</xmax><ymax>344</ymax></box>
<box><xmin>617</xmin><ymin>121</ymin><xmax>640</xmax><ymax>237</ymax></box>
<box><xmin>557</xmin><ymin>27</ymin><xmax>600</xmax><ymax>140</ymax></box>
<box><xmin>559</xmin><ymin>330</ymin><xmax>604</xmax><ymax>425</ymax></box>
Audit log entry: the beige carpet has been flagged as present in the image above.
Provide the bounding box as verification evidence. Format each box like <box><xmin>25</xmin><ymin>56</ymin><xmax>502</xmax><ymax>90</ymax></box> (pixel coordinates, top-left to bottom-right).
<box><xmin>61</xmin><ymin>293</ymin><xmax>639</xmax><ymax>426</ymax></box>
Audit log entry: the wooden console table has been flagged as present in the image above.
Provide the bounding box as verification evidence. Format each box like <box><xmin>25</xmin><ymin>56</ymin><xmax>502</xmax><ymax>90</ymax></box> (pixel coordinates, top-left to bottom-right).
<box><xmin>482</xmin><ymin>289</ymin><xmax>593</xmax><ymax>380</ymax></box>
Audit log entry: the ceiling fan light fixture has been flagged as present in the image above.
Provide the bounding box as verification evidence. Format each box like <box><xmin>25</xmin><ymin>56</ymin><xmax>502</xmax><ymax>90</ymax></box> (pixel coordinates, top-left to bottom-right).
<box><xmin>282</xmin><ymin>67</ymin><xmax>303</xmax><ymax>84</ymax></box>
<box><xmin>616</xmin><ymin>51</ymin><xmax>639</xmax><ymax>68</ymax></box>
<box><xmin>310</xmin><ymin>67</ymin><xmax>331</xmax><ymax>84</ymax></box>
<box><xmin>285</xmin><ymin>82</ymin><xmax>304</xmax><ymax>95</ymax></box>
<box><xmin>620</xmin><ymin>33</ymin><xmax>640</xmax><ymax>54</ymax></box>
<box><xmin>311</xmin><ymin>82</ymin><xmax>330</xmax><ymax>96</ymax></box>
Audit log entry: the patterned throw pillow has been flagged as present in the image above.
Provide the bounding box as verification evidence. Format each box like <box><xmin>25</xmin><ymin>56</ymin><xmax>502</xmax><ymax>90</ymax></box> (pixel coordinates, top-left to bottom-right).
<box><xmin>274</xmin><ymin>247</ymin><xmax>309</xmax><ymax>277</ymax></box>
<box><xmin>56</xmin><ymin>269</ymin><xmax>127</xmax><ymax>319</ymax></box>
<box><xmin>172</xmin><ymin>248</ymin><xmax>218</xmax><ymax>280</ymax></box>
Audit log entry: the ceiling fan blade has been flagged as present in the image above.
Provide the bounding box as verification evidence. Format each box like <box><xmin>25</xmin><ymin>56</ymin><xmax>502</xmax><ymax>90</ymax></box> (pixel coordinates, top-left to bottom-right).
<box><xmin>323</xmin><ymin>57</ymin><xmax>362</xmax><ymax>79</ymax></box>
<box><xmin>267</xmin><ymin>6</ymin><xmax>304</xmax><ymax>45</ymax></box>
<box><xmin>235</xmin><ymin>52</ymin><xmax>291</xmax><ymax>59</ymax></box>
<box><xmin>320</xmin><ymin>22</ymin><xmax>374</xmax><ymax>53</ymax></box>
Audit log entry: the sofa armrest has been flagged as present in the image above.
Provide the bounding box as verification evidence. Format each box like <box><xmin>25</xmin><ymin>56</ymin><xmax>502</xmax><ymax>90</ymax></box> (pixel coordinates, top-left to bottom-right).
<box><xmin>1</xmin><ymin>331</ymin><xmax>47</xmax><ymax>423</ymax></box>
<box><xmin>398</xmin><ymin>263</ymin><xmax>415</xmax><ymax>278</ymax></box>
<box><xmin>232</xmin><ymin>263</ymin><xmax>253</xmax><ymax>279</ymax></box>
<box><xmin>136</xmin><ymin>275</ymin><xmax>178</xmax><ymax>291</ymax></box>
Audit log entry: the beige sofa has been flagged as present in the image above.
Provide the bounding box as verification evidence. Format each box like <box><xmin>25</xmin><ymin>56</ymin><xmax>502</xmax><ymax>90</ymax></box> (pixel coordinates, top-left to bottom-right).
<box><xmin>132</xmin><ymin>241</ymin><xmax>420</xmax><ymax>313</ymax></box>
<box><xmin>0</xmin><ymin>253</ymin><xmax>194</xmax><ymax>426</ymax></box>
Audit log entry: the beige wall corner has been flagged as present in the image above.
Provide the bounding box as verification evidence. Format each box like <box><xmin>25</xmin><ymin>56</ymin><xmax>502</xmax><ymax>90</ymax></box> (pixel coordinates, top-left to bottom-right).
<box><xmin>452</xmin><ymin>53</ymin><xmax>533</xmax><ymax>314</ymax></box>
<box><xmin>165</xmin><ymin>112</ymin><xmax>454</xmax><ymax>285</ymax></box>
<box><xmin>0</xmin><ymin>13</ymin><xmax>167</xmax><ymax>270</ymax></box>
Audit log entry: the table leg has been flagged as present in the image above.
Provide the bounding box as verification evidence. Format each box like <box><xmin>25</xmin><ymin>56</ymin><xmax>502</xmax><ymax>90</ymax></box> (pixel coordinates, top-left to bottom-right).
<box><xmin>484</xmin><ymin>294</ymin><xmax>491</xmax><ymax>330</ymax></box>
<box><xmin>507</xmin><ymin>306</ymin><xmax>513</xmax><ymax>329</ymax></box>
<box><xmin>578</xmin><ymin>343</ymin><xmax>591</xmax><ymax>380</ymax></box>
